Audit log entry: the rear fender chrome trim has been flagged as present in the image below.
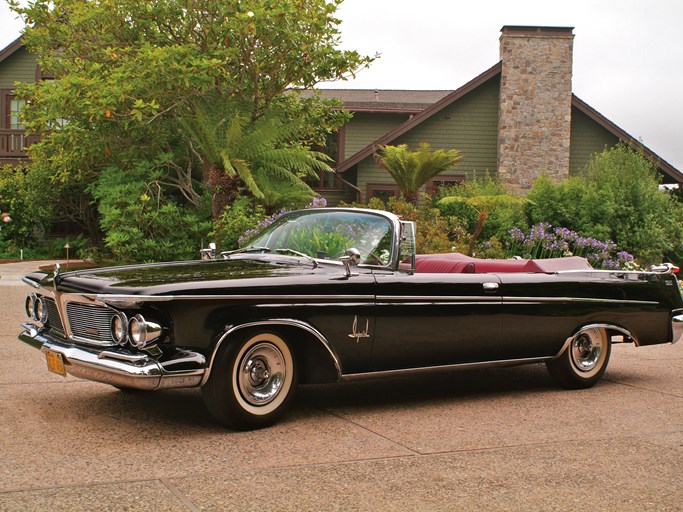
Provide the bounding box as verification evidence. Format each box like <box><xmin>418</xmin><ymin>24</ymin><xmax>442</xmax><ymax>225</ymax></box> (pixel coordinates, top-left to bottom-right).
<box><xmin>203</xmin><ymin>319</ymin><xmax>342</xmax><ymax>385</ymax></box>
<box><xmin>553</xmin><ymin>323</ymin><xmax>638</xmax><ymax>360</ymax></box>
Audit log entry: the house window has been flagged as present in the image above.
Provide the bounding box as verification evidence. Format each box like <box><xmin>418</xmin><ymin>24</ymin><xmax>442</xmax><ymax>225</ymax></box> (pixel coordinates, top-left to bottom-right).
<box><xmin>428</xmin><ymin>175</ymin><xmax>466</xmax><ymax>195</ymax></box>
<box><xmin>309</xmin><ymin>169</ymin><xmax>343</xmax><ymax>191</ymax></box>
<box><xmin>9</xmin><ymin>96</ymin><xmax>26</xmax><ymax>130</ymax></box>
<box><xmin>310</xmin><ymin>128</ymin><xmax>344</xmax><ymax>191</ymax></box>
<box><xmin>367</xmin><ymin>183</ymin><xmax>399</xmax><ymax>203</ymax></box>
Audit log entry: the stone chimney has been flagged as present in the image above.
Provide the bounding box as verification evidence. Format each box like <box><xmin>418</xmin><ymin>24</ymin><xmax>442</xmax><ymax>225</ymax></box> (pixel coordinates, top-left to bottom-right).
<box><xmin>497</xmin><ymin>26</ymin><xmax>574</xmax><ymax>194</ymax></box>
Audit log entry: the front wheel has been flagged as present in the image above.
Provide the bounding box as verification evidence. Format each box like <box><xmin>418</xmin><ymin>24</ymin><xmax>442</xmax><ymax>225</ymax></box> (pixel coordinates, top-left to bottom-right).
<box><xmin>546</xmin><ymin>327</ymin><xmax>611</xmax><ymax>389</ymax></box>
<box><xmin>202</xmin><ymin>332</ymin><xmax>297</xmax><ymax>430</ymax></box>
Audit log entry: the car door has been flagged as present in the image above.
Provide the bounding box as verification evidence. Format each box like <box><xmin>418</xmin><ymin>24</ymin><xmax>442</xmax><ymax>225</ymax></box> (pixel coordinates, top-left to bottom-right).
<box><xmin>370</xmin><ymin>270</ymin><xmax>503</xmax><ymax>371</ymax></box>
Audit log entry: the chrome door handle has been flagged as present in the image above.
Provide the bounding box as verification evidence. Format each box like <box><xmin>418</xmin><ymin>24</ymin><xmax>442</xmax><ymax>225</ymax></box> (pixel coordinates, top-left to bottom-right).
<box><xmin>483</xmin><ymin>282</ymin><xmax>499</xmax><ymax>292</ymax></box>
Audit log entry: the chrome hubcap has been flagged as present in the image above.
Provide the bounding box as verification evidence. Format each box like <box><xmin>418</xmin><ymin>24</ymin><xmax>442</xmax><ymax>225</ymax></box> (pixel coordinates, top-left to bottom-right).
<box><xmin>571</xmin><ymin>331</ymin><xmax>602</xmax><ymax>372</ymax></box>
<box><xmin>238</xmin><ymin>343</ymin><xmax>286</xmax><ymax>406</ymax></box>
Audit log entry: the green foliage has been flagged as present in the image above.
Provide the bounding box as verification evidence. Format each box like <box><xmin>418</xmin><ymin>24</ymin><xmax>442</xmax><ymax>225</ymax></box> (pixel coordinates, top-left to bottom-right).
<box><xmin>286</xmin><ymin>225</ymin><xmax>351</xmax><ymax>259</ymax></box>
<box><xmin>178</xmin><ymin>97</ymin><xmax>329</xmax><ymax>215</ymax></box>
<box><xmin>435</xmin><ymin>178</ymin><xmax>529</xmax><ymax>254</ymax></box>
<box><xmin>0</xmin><ymin>165</ymin><xmax>39</xmax><ymax>248</ymax></box>
<box><xmin>527</xmin><ymin>143</ymin><xmax>683</xmax><ymax>265</ymax></box>
<box><xmin>437</xmin><ymin>194</ymin><xmax>528</xmax><ymax>242</ymax></box>
<box><xmin>89</xmin><ymin>162</ymin><xmax>212</xmax><ymax>263</ymax></box>
<box><xmin>9</xmin><ymin>0</ymin><xmax>372</xmax><ymax>255</ymax></box>
<box><xmin>342</xmin><ymin>196</ymin><xmax>454</xmax><ymax>254</ymax></box>
<box><xmin>211</xmin><ymin>197</ymin><xmax>264</xmax><ymax>252</ymax></box>
<box><xmin>374</xmin><ymin>143</ymin><xmax>462</xmax><ymax>205</ymax></box>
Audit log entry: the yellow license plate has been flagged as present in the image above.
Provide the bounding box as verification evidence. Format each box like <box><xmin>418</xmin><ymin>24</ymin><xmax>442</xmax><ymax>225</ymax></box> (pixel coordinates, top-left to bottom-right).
<box><xmin>45</xmin><ymin>351</ymin><xmax>66</xmax><ymax>377</ymax></box>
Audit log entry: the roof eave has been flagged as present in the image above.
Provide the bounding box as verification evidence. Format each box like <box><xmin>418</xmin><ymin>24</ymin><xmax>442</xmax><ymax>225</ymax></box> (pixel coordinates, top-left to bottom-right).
<box><xmin>0</xmin><ymin>35</ymin><xmax>25</xmax><ymax>64</ymax></box>
<box><xmin>572</xmin><ymin>95</ymin><xmax>683</xmax><ymax>182</ymax></box>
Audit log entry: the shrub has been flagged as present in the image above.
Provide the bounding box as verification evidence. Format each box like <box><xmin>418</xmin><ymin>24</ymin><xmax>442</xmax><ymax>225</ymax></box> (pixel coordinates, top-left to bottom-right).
<box><xmin>341</xmin><ymin>196</ymin><xmax>454</xmax><ymax>254</ymax></box>
<box><xmin>90</xmin><ymin>163</ymin><xmax>212</xmax><ymax>263</ymax></box>
<box><xmin>527</xmin><ymin>143</ymin><xmax>683</xmax><ymax>265</ymax></box>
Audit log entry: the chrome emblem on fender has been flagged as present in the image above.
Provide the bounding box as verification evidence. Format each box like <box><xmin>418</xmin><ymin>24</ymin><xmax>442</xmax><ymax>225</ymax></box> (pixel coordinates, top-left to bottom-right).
<box><xmin>348</xmin><ymin>315</ymin><xmax>370</xmax><ymax>343</ymax></box>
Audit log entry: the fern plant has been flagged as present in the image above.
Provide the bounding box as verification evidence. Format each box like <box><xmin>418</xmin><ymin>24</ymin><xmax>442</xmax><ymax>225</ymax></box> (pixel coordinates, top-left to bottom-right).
<box><xmin>178</xmin><ymin>95</ymin><xmax>332</xmax><ymax>216</ymax></box>
<box><xmin>374</xmin><ymin>143</ymin><xmax>462</xmax><ymax>205</ymax></box>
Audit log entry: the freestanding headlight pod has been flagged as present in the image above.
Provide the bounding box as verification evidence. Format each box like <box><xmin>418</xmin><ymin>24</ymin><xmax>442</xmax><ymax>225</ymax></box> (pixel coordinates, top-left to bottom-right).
<box><xmin>128</xmin><ymin>314</ymin><xmax>162</xmax><ymax>349</ymax></box>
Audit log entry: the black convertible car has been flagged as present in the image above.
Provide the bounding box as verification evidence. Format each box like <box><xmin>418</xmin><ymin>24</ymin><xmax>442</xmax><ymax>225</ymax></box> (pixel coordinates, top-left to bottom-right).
<box><xmin>18</xmin><ymin>208</ymin><xmax>683</xmax><ymax>429</ymax></box>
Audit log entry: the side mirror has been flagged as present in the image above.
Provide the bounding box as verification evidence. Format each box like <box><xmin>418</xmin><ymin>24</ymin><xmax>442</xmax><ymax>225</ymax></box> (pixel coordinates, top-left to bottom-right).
<box><xmin>200</xmin><ymin>242</ymin><xmax>217</xmax><ymax>260</ymax></box>
<box><xmin>340</xmin><ymin>247</ymin><xmax>361</xmax><ymax>277</ymax></box>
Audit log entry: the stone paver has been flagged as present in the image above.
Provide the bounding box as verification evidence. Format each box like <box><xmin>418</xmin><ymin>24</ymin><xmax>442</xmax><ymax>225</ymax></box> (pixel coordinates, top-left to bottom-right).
<box><xmin>1</xmin><ymin>261</ymin><xmax>682</xmax><ymax>511</ymax></box>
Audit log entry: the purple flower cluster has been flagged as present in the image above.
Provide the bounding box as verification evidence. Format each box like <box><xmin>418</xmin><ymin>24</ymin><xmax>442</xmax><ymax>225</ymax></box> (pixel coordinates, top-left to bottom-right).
<box><xmin>238</xmin><ymin>198</ymin><xmax>327</xmax><ymax>246</ymax></box>
<box><xmin>507</xmin><ymin>223</ymin><xmax>635</xmax><ymax>269</ymax></box>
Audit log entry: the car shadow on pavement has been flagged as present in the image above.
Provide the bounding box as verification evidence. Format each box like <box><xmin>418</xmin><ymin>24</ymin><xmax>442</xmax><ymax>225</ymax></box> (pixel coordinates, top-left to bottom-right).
<box><xmin>48</xmin><ymin>363</ymin><xmax>575</xmax><ymax>431</ymax></box>
<box><xmin>298</xmin><ymin>363</ymin><xmax>557</xmax><ymax>410</ymax></box>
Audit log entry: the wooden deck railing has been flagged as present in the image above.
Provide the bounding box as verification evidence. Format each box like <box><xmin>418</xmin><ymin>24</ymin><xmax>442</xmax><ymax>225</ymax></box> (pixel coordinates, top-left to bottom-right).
<box><xmin>0</xmin><ymin>129</ymin><xmax>37</xmax><ymax>160</ymax></box>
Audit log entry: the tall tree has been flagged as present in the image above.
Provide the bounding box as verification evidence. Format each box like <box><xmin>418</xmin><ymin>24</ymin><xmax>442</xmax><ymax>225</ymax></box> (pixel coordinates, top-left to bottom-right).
<box><xmin>374</xmin><ymin>143</ymin><xmax>463</xmax><ymax>205</ymax></box>
<box><xmin>9</xmin><ymin>0</ymin><xmax>372</xmax><ymax>238</ymax></box>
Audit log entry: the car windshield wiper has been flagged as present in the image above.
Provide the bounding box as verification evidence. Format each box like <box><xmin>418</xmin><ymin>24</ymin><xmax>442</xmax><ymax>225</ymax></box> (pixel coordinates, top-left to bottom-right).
<box><xmin>272</xmin><ymin>248</ymin><xmax>318</xmax><ymax>268</ymax></box>
<box><xmin>220</xmin><ymin>246</ymin><xmax>272</xmax><ymax>257</ymax></box>
<box><xmin>220</xmin><ymin>246</ymin><xmax>318</xmax><ymax>268</ymax></box>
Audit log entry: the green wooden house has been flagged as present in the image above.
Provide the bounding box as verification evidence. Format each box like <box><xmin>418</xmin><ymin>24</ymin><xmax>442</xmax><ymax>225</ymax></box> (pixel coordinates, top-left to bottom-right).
<box><xmin>2</xmin><ymin>26</ymin><xmax>681</xmax><ymax>202</ymax></box>
<box><xmin>306</xmin><ymin>26</ymin><xmax>683</xmax><ymax>204</ymax></box>
<box><xmin>0</xmin><ymin>36</ymin><xmax>40</xmax><ymax>165</ymax></box>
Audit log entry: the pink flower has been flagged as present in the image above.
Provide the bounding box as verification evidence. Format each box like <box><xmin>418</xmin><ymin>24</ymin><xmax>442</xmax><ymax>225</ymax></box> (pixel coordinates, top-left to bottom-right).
<box><xmin>1</xmin><ymin>213</ymin><xmax>10</xmax><ymax>223</ymax></box>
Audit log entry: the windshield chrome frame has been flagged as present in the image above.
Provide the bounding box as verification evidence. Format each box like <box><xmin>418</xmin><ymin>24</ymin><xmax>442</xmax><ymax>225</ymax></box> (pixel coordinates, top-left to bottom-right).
<box><xmin>240</xmin><ymin>208</ymin><xmax>405</xmax><ymax>271</ymax></box>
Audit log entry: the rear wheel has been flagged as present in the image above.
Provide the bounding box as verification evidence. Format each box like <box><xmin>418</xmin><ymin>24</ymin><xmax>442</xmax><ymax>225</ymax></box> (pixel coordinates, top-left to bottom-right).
<box><xmin>546</xmin><ymin>327</ymin><xmax>611</xmax><ymax>389</ymax></box>
<box><xmin>202</xmin><ymin>331</ymin><xmax>297</xmax><ymax>430</ymax></box>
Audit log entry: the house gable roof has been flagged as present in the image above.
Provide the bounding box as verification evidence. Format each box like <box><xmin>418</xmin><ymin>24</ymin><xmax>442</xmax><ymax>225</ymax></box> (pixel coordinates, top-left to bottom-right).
<box><xmin>333</xmin><ymin>62</ymin><xmax>681</xmax><ymax>183</ymax></box>
<box><xmin>335</xmin><ymin>62</ymin><xmax>502</xmax><ymax>173</ymax></box>
<box><xmin>571</xmin><ymin>95</ymin><xmax>683</xmax><ymax>182</ymax></box>
<box><xmin>301</xmin><ymin>89</ymin><xmax>453</xmax><ymax>113</ymax></box>
<box><xmin>0</xmin><ymin>36</ymin><xmax>25</xmax><ymax>64</ymax></box>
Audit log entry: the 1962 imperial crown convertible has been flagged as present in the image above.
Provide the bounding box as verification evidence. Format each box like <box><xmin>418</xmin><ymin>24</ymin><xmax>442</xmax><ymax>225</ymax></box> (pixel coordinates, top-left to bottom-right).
<box><xmin>18</xmin><ymin>208</ymin><xmax>683</xmax><ymax>429</ymax></box>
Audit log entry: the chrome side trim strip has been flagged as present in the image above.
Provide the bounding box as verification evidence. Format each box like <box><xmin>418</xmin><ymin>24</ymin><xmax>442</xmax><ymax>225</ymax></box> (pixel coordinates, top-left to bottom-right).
<box><xmin>93</xmin><ymin>294</ymin><xmax>375</xmax><ymax>304</ymax></box>
<box><xmin>340</xmin><ymin>356</ymin><xmax>553</xmax><ymax>382</ymax></box>
<box><xmin>376</xmin><ymin>295</ymin><xmax>501</xmax><ymax>303</ymax></box>
<box><xmin>504</xmin><ymin>297</ymin><xmax>659</xmax><ymax>306</ymax></box>
<box><xmin>202</xmin><ymin>319</ymin><xmax>342</xmax><ymax>385</ymax></box>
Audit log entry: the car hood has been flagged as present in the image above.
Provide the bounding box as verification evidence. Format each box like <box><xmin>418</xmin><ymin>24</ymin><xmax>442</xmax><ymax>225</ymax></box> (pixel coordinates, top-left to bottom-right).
<box><xmin>25</xmin><ymin>255</ymin><xmax>345</xmax><ymax>296</ymax></box>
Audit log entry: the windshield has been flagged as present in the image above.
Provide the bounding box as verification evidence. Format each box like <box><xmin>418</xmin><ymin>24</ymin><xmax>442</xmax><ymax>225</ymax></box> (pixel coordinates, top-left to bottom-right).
<box><xmin>244</xmin><ymin>210</ymin><xmax>394</xmax><ymax>265</ymax></box>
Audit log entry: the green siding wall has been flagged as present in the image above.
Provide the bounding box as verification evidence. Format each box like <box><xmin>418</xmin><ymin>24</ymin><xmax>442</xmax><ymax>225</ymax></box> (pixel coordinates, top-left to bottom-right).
<box><xmin>343</xmin><ymin>112</ymin><xmax>409</xmax><ymax>159</ymax></box>
<box><xmin>357</xmin><ymin>76</ymin><xmax>500</xmax><ymax>198</ymax></box>
<box><xmin>569</xmin><ymin>107</ymin><xmax>619</xmax><ymax>176</ymax></box>
<box><xmin>0</xmin><ymin>47</ymin><xmax>38</xmax><ymax>88</ymax></box>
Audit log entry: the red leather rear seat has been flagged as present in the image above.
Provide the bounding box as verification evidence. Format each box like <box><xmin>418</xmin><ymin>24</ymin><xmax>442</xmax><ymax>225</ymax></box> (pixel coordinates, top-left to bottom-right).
<box><xmin>414</xmin><ymin>253</ymin><xmax>591</xmax><ymax>274</ymax></box>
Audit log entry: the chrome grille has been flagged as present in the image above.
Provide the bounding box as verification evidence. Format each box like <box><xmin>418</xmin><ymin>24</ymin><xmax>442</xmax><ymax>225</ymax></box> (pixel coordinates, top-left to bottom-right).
<box><xmin>43</xmin><ymin>297</ymin><xmax>64</xmax><ymax>332</ymax></box>
<box><xmin>66</xmin><ymin>302</ymin><xmax>115</xmax><ymax>344</ymax></box>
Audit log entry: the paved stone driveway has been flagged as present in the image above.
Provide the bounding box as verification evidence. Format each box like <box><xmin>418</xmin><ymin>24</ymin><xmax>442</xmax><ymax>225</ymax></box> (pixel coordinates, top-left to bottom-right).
<box><xmin>1</xmin><ymin>261</ymin><xmax>682</xmax><ymax>511</ymax></box>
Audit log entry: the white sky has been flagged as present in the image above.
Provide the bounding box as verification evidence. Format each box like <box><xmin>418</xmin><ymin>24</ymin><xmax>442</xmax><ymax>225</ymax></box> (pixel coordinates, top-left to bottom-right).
<box><xmin>1</xmin><ymin>0</ymin><xmax>682</xmax><ymax>169</ymax></box>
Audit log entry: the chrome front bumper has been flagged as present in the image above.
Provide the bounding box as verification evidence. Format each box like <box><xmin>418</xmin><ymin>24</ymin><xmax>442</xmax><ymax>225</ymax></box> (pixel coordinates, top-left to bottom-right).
<box><xmin>19</xmin><ymin>324</ymin><xmax>206</xmax><ymax>391</ymax></box>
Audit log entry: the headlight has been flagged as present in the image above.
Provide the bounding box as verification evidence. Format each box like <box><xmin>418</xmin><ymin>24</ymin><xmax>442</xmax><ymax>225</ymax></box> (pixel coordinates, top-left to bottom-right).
<box><xmin>34</xmin><ymin>296</ymin><xmax>49</xmax><ymax>323</ymax></box>
<box><xmin>128</xmin><ymin>314</ymin><xmax>162</xmax><ymax>349</ymax></box>
<box><xmin>25</xmin><ymin>294</ymin><xmax>36</xmax><ymax>320</ymax></box>
<box><xmin>110</xmin><ymin>312</ymin><xmax>128</xmax><ymax>345</ymax></box>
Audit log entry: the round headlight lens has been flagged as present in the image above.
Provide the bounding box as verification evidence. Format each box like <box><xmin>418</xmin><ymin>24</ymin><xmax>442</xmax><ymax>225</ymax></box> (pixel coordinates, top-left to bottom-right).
<box><xmin>128</xmin><ymin>314</ymin><xmax>162</xmax><ymax>349</ymax></box>
<box><xmin>111</xmin><ymin>312</ymin><xmax>128</xmax><ymax>345</ymax></box>
<box><xmin>35</xmin><ymin>296</ymin><xmax>48</xmax><ymax>323</ymax></box>
<box><xmin>129</xmin><ymin>315</ymin><xmax>145</xmax><ymax>348</ymax></box>
<box><xmin>25</xmin><ymin>294</ymin><xmax>36</xmax><ymax>320</ymax></box>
